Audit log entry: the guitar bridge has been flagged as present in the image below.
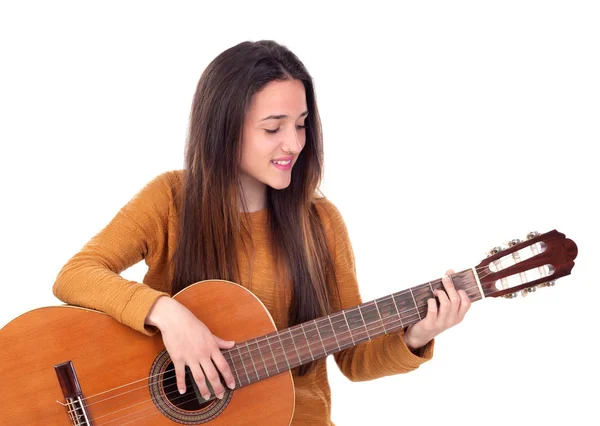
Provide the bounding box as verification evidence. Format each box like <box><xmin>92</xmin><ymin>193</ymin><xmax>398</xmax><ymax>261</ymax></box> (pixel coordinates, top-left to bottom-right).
<box><xmin>55</xmin><ymin>361</ymin><xmax>93</xmax><ymax>425</ymax></box>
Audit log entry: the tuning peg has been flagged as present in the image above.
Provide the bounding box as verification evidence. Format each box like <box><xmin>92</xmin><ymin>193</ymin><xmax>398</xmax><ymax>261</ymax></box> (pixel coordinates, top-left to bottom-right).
<box><xmin>488</xmin><ymin>246</ymin><xmax>503</xmax><ymax>257</ymax></box>
<box><xmin>520</xmin><ymin>287</ymin><xmax>537</xmax><ymax>297</ymax></box>
<box><xmin>508</xmin><ymin>239</ymin><xmax>521</xmax><ymax>247</ymax></box>
<box><xmin>527</xmin><ymin>231</ymin><xmax>540</xmax><ymax>240</ymax></box>
<box><xmin>537</xmin><ymin>280</ymin><xmax>556</xmax><ymax>288</ymax></box>
<box><xmin>502</xmin><ymin>292</ymin><xmax>518</xmax><ymax>299</ymax></box>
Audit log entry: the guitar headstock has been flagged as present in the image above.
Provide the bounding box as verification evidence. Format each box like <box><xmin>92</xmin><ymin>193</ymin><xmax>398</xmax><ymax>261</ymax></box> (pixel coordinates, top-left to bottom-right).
<box><xmin>475</xmin><ymin>230</ymin><xmax>578</xmax><ymax>299</ymax></box>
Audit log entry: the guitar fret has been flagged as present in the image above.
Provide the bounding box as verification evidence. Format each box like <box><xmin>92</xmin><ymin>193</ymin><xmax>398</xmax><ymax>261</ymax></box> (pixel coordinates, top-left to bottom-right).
<box><xmin>390</xmin><ymin>294</ymin><xmax>404</xmax><ymax>328</ymax></box>
<box><xmin>341</xmin><ymin>310</ymin><xmax>355</xmax><ymax>345</ymax></box>
<box><xmin>265</xmin><ymin>335</ymin><xmax>280</xmax><ymax>374</ymax></box>
<box><xmin>235</xmin><ymin>346</ymin><xmax>250</xmax><ymax>385</ymax></box>
<box><xmin>223</xmin><ymin>351</ymin><xmax>241</xmax><ymax>387</ymax></box>
<box><xmin>247</xmin><ymin>341</ymin><xmax>260</xmax><ymax>381</ymax></box>
<box><xmin>276</xmin><ymin>332</ymin><xmax>291</xmax><ymax>370</ymax></box>
<box><xmin>383</xmin><ymin>297</ymin><xmax>402</xmax><ymax>330</ymax></box>
<box><xmin>314</xmin><ymin>319</ymin><xmax>329</xmax><ymax>355</ymax></box>
<box><xmin>409</xmin><ymin>288</ymin><xmax>421</xmax><ymax>320</ymax></box>
<box><xmin>303</xmin><ymin>320</ymin><xmax>326</xmax><ymax>358</ymax></box>
<box><xmin>364</xmin><ymin>302</ymin><xmax>386</xmax><ymax>335</ymax></box>
<box><xmin>254</xmin><ymin>338</ymin><xmax>269</xmax><ymax>378</ymax></box>
<box><xmin>287</xmin><ymin>328</ymin><xmax>302</xmax><ymax>365</ymax></box>
<box><xmin>373</xmin><ymin>300</ymin><xmax>387</xmax><ymax>334</ymax></box>
<box><xmin>327</xmin><ymin>315</ymin><xmax>342</xmax><ymax>351</ymax></box>
<box><xmin>357</xmin><ymin>305</ymin><xmax>370</xmax><ymax>339</ymax></box>
<box><xmin>299</xmin><ymin>323</ymin><xmax>314</xmax><ymax>361</ymax></box>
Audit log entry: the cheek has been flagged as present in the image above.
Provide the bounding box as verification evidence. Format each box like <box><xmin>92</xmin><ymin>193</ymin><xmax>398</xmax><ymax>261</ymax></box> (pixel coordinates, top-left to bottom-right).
<box><xmin>240</xmin><ymin>135</ymin><xmax>273</xmax><ymax>168</ymax></box>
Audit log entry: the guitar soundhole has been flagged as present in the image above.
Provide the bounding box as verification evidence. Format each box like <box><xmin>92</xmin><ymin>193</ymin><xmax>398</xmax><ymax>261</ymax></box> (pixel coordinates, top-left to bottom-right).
<box><xmin>149</xmin><ymin>350</ymin><xmax>232</xmax><ymax>424</ymax></box>
<box><xmin>161</xmin><ymin>362</ymin><xmax>212</xmax><ymax>410</ymax></box>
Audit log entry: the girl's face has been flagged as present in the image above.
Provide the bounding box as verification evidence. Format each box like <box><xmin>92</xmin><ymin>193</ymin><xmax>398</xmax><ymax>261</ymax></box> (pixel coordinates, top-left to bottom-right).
<box><xmin>240</xmin><ymin>79</ymin><xmax>307</xmax><ymax>204</ymax></box>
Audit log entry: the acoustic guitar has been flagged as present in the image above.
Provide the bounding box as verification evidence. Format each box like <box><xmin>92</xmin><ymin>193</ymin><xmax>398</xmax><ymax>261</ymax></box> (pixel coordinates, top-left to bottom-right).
<box><xmin>0</xmin><ymin>229</ymin><xmax>578</xmax><ymax>425</ymax></box>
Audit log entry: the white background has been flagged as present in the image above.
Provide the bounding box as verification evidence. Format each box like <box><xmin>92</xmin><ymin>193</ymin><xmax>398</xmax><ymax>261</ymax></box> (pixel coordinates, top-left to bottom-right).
<box><xmin>1</xmin><ymin>1</ymin><xmax>598</xmax><ymax>425</ymax></box>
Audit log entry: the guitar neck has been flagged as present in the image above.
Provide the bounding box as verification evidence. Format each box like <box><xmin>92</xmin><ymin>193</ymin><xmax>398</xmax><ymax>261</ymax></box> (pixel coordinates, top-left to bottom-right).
<box><xmin>223</xmin><ymin>268</ymin><xmax>482</xmax><ymax>388</ymax></box>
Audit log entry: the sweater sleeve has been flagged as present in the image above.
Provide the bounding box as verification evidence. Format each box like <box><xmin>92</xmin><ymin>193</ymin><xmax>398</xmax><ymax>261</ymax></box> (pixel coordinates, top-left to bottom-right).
<box><xmin>316</xmin><ymin>198</ymin><xmax>434</xmax><ymax>382</ymax></box>
<box><xmin>52</xmin><ymin>172</ymin><xmax>176</xmax><ymax>336</ymax></box>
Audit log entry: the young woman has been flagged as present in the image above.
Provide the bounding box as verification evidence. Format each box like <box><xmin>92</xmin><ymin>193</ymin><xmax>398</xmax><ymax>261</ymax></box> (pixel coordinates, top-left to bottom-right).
<box><xmin>52</xmin><ymin>39</ymin><xmax>471</xmax><ymax>425</ymax></box>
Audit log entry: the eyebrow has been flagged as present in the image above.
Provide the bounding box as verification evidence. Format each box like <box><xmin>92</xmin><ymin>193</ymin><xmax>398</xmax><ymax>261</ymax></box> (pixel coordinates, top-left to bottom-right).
<box><xmin>260</xmin><ymin>110</ymin><xmax>309</xmax><ymax>121</ymax></box>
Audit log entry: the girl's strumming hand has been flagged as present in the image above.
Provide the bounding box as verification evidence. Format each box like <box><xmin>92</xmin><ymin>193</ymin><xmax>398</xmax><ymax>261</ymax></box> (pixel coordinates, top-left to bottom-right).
<box><xmin>145</xmin><ymin>296</ymin><xmax>236</xmax><ymax>400</ymax></box>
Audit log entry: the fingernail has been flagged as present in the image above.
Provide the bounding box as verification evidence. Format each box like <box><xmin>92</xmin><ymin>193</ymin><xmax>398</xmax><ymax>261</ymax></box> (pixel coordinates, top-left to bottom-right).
<box><xmin>228</xmin><ymin>381</ymin><xmax>236</xmax><ymax>389</ymax></box>
<box><xmin>179</xmin><ymin>388</ymin><xmax>186</xmax><ymax>395</ymax></box>
<box><xmin>217</xmin><ymin>392</ymin><xmax>224</xmax><ymax>399</ymax></box>
<box><xmin>203</xmin><ymin>393</ymin><xmax>211</xmax><ymax>400</ymax></box>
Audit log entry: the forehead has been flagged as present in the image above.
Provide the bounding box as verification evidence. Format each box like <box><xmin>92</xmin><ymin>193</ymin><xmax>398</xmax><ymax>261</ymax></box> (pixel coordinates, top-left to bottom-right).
<box><xmin>247</xmin><ymin>79</ymin><xmax>307</xmax><ymax>119</ymax></box>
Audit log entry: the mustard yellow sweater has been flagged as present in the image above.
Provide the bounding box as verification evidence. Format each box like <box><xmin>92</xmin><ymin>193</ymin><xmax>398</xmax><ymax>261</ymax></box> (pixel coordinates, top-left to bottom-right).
<box><xmin>53</xmin><ymin>170</ymin><xmax>434</xmax><ymax>425</ymax></box>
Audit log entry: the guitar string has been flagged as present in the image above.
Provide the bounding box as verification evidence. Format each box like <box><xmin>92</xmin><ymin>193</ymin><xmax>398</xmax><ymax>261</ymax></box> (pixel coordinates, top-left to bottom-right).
<box><xmin>91</xmin><ymin>293</ymin><xmax>477</xmax><ymax>413</ymax></box>
<box><xmin>72</xmin><ymin>385</ymin><xmax>203</xmax><ymax>426</ymax></box>
<box><xmin>66</xmin><ymin>284</ymin><xmax>484</xmax><ymax>426</ymax></box>
<box><xmin>76</xmin><ymin>271</ymin><xmax>487</xmax><ymax>407</ymax></box>
<box><xmin>65</xmin><ymin>258</ymin><xmax>550</xmax><ymax>424</ymax></box>
<box><xmin>68</xmin><ymin>276</ymin><xmax>499</xmax><ymax>426</ymax></box>
<box><xmin>67</xmin><ymin>263</ymin><xmax>531</xmax><ymax>424</ymax></box>
<box><xmin>76</xmin><ymin>300</ymin><xmax>432</xmax><ymax>413</ymax></box>
<box><xmin>70</xmin><ymin>379</ymin><xmax>198</xmax><ymax>425</ymax></box>
<box><xmin>64</xmin><ymin>280</ymin><xmax>496</xmax><ymax>420</ymax></box>
<box><xmin>71</xmin><ymin>300</ymin><xmax>430</xmax><ymax>412</ymax></box>
<box><xmin>67</xmin><ymin>265</ymin><xmax>545</xmax><ymax>425</ymax></box>
<box><xmin>71</xmin><ymin>268</ymin><xmax>498</xmax><ymax>410</ymax></box>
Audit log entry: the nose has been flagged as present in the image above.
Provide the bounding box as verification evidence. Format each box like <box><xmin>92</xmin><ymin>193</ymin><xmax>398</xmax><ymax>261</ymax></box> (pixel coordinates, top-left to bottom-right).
<box><xmin>281</xmin><ymin>125</ymin><xmax>304</xmax><ymax>154</ymax></box>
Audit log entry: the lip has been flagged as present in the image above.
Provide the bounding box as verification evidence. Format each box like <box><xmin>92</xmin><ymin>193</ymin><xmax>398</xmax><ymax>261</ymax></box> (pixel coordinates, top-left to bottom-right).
<box><xmin>271</xmin><ymin>156</ymin><xmax>294</xmax><ymax>161</ymax></box>
<box><xmin>271</xmin><ymin>158</ymin><xmax>293</xmax><ymax>171</ymax></box>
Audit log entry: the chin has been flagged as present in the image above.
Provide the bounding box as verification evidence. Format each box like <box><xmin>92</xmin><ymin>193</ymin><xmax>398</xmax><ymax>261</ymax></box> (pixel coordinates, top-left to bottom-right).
<box><xmin>267</xmin><ymin>179</ymin><xmax>292</xmax><ymax>191</ymax></box>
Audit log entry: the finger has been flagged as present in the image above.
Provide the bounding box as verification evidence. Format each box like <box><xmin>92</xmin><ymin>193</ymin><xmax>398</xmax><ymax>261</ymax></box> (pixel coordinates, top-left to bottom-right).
<box><xmin>425</xmin><ymin>297</ymin><xmax>438</xmax><ymax>320</ymax></box>
<box><xmin>441</xmin><ymin>273</ymin><xmax>460</xmax><ymax>302</ymax></box>
<box><xmin>201</xmin><ymin>358</ymin><xmax>226</xmax><ymax>399</ymax></box>
<box><xmin>189</xmin><ymin>362</ymin><xmax>211</xmax><ymax>401</ymax></box>
<box><xmin>457</xmin><ymin>289</ymin><xmax>471</xmax><ymax>321</ymax></box>
<box><xmin>174</xmin><ymin>361</ymin><xmax>187</xmax><ymax>395</ymax></box>
<box><xmin>212</xmin><ymin>350</ymin><xmax>236</xmax><ymax>390</ymax></box>
<box><xmin>434</xmin><ymin>288</ymin><xmax>451</xmax><ymax>322</ymax></box>
<box><xmin>214</xmin><ymin>335</ymin><xmax>236</xmax><ymax>349</ymax></box>
<box><xmin>442</xmin><ymin>274</ymin><xmax>462</xmax><ymax>320</ymax></box>
<box><xmin>425</xmin><ymin>297</ymin><xmax>438</xmax><ymax>324</ymax></box>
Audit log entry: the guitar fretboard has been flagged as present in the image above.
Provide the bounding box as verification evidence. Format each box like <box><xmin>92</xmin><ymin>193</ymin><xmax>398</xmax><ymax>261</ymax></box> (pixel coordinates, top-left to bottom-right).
<box><xmin>222</xmin><ymin>269</ymin><xmax>481</xmax><ymax>388</ymax></box>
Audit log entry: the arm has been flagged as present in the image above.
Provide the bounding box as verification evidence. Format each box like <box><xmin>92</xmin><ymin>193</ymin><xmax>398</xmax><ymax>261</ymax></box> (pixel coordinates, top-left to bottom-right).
<box><xmin>53</xmin><ymin>170</ymin><xmax>238</xmax><ymax>399</ymax></box>
<box><xmin>52</xmin><ymin>172</ymin><xmax>175</xmax><ymax>335</ymax></box>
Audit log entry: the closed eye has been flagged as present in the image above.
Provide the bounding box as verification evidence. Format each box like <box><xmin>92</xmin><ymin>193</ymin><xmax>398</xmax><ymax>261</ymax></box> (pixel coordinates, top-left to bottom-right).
<box><xmin>265</xmin><ymin>125</ymin><xmax>307</xmax><ymax>134</ymax></box>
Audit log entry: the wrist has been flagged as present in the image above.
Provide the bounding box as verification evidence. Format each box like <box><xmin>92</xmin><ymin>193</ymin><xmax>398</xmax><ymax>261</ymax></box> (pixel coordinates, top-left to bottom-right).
<box><xmin>145</xmin><ymin>296</ymin><xmax>174</xmax><ymax>330</ymax></box>
<box><xmin>403</xmin><ymin>327</ymin><xmax>428</xmax><ymax>352</ymax></box>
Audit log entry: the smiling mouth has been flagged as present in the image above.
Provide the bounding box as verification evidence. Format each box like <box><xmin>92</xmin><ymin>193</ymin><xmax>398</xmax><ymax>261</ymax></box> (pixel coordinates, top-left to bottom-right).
<box><xmin>271</xmin><ymin>160</ymin><xmax>292</xmax><ymax>170</ymax></box>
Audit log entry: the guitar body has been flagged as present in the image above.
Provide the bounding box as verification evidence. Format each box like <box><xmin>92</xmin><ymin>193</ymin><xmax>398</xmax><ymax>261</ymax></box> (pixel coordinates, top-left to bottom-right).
<box><xmin>0</xmin><ymin>280</ymin><xmax>295</xmax><ymax>425</ymax></box>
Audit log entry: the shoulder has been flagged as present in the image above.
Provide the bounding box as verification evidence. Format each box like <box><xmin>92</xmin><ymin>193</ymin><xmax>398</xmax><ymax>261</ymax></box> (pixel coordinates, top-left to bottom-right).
<box><xmin>312</xmin><ymin>196</ymin><xmax>355</xmax><ymax>264</ymax></box>
<box><xmin>312</xmin><ymin>196</ymin><xmax>348</xmax><ymax>233</ymax></box>
<box><xmin>135</xmin><ymin>169</ymin><xmax>184</xmax><ymax>200</ymax></box>
<box><xmin>121</xmin><ymin>170</ymin><xmax>185</xmax><ymax>218</ymax></box>
<box><xmin>147</xmin><ymin>169</ymin><xmax>184</xmax><ymax>191</ymax></box>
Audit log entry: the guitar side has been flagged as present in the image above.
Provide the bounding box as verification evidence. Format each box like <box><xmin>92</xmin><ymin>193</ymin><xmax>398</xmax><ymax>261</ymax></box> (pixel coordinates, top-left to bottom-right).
<box><xmin>0</xmin><ymin>280</ymin><xmax>295</xmax><ymax>425</ymax></box>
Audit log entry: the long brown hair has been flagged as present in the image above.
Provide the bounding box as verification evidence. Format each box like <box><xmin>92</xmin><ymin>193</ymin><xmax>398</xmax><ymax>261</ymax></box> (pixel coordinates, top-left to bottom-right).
<box><xmin>171</xmin><ymin>40</ymin><xmax>338</xmax><ymax>375</ymax></box>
